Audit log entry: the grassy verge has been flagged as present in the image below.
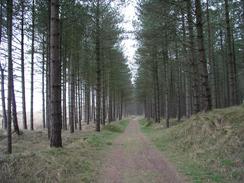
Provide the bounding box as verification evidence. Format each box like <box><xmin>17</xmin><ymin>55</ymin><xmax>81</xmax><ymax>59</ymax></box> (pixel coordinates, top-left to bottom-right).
<box><xmin>140</xmin><ymin>106</ymin><xmax>244</xmax><ymax>183</ymax></box>
<box><xmin>0</xmin><ymin>119</ymin><xmax>129</xmax><ymax>183</ymax></box>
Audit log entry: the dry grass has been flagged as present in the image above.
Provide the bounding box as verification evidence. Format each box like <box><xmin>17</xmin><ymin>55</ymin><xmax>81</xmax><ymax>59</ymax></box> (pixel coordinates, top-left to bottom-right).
<box><xmin>141</xmin><ymin>105</ymin><xmax>244</xmax><ymax>183</ymax></box>
<box><xmin>0</xmin><ymin>120</ymin><xmax>129</xmax><ymax>183</ymax></box>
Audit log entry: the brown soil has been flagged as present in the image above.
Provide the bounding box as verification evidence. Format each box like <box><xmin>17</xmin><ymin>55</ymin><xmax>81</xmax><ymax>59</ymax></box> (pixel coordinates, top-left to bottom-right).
<box><xmin>98</xmin><ymin>118</ymin><xmax>188</xmax><ymax>183</ymax></box>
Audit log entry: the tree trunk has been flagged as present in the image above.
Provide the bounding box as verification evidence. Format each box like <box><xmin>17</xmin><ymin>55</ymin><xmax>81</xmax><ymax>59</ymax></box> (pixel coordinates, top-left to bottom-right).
<box><xmin>30</xmin><ymin>0</ymin><xmax>35</xmax><ymax>130</ymax></box>
<box><xmin>164</xmin><ymin>61</ymin><xmax>169</xmax><ymax>128</ymax></box>
<box><xmin>11</xmin><ymin>81</ymin><xmax>20</xmax><ymax>135</ymax></box>
<box><xmin>62</xmin><ymin>51</ymin><xmax>67</xmax><ymax>130</ymax></box>
<box><xmin>108</xmin><ymin>77</ymin><xmax>112</xmax><ymax>123</ymax></box>
<box><xmin>175</xmin><ymin>40</ymin><xmax>181</xmax><ymax>122</ymax></box>
<box><xmin>7</xmin><ymin>0</ymin><xmax>13</xmax><ymax>154</ymax></box>
<box><xmin>69</xmin><ymin>58</ymin><xmax>75</xmax><ymax>133</ymax></box>
<box><xmin>187</xmin><ymin>0</ymin><xmax>200</xmax><ymax>113</ymax></box>
<box><xmin>181</xmin><ymin>11</ymin><xmax>191</xmax><ymax>117</ymax></box>
<box><xmin>50</xmin><ymin>0</ymin><xmax>62</xmax><ymax>147</ymax></box>
<box><xmin>0</xmin><ymin>0</ymin><xmax>2</xmax><ymax>43</ymax></box>
<box><xmin>95</xmin><ymin>0</ymin><xmax>101</xmax><ymax>132</ymax></box>
<box><xmin>195</xmin><ymin>0</ymin><xmax>212</xmax><ymax>112</ymax></box>
<box><xmin>163</xmin><ymin>36</ymin><xmax>169</xmax><ymax>128</ymax></box>
<box><xmin>85</xmin><ymin>82</ymin><xmax>90</xmax><ymax>125</ymax></box>
<box><xmin>74</xmin><ymin>80</ymin><xmax>78</xmax><ymax>130</ymax></box>
<box><xmin>46</xmin><ymin>0</ymin><xmax>51</xmax><ymax>139</ymax></box>
<box><xmin>21</xmin><ymin>0</ymin><xmax>27</xmax><ymax>129</ymax></box>
<box><xmin>91</xmin><ymin>86</ymin><xmax>95</xmax><ymax>121</ymax></box>
<box><xmin>42</xmin><ymin>35</ymin><xmax>46</xmax><ymax>129</ymax></box>
<box><xmin>78</xmin><ymin>79</ymin><xmax>82</xmax><ymax>131</ymax></box>
<box><xmin>224</xmin><ymin>0</ymin><xmax>237</xmax><ymax>106</ymax></box>
<box><xmin>102</xmin><ymin>57</ymin><xmax>106</xmax><ymax>125</ymax></box>
<box><xmin>206</xmin><ymin>0</ymin><xmax>216</xmax><ymax>109</ymax></box>
<box><xmin>0</xmin><ymin>64</ymin><xmax>7</xmax><ymax>129</ymax></box>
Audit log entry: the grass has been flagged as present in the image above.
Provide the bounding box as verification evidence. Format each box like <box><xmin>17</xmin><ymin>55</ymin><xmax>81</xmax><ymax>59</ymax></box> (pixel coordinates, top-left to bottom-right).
<box><xmin>140</xmin><ymin>106</ymin><xmax>244</xmax><ymax>183</ymax></box>
<box><xmin>0</xmin><ymin>119</ymin><xmax>129</xmax><ymax>183</ymax></box>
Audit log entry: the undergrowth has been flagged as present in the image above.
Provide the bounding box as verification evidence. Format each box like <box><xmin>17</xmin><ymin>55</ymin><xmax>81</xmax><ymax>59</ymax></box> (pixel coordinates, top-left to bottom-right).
<box><xmin>0</xmin><ymin>119</ymin><xmax>129</xmax><ymax>183</ymax></box>
<box><xmin>141</xmin><ymin>106</ymin><xmax>244</xmax><ymax>183</ymax></box>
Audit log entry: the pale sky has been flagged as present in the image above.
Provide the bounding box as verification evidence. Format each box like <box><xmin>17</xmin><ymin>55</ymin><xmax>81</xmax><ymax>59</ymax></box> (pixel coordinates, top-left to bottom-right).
<box><xmin>120</xmin><ymin>0</ymin><xmax>138</xmax><ymax>81</ymax></box>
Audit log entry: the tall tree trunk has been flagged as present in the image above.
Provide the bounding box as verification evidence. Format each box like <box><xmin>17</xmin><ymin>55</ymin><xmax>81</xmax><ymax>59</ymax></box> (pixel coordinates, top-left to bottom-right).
<box><xmin>0</xmin><ymin>64</ymin><xmax>7</xmax><ymax>129</ymax></box>
<box><xmin>195</xmin><ymin>0</ymin><xmax>212</xmax><ymax>111</ymax></box>
<box><xmin>102</xmin><ymin>56</ymin><xmax>106</xmax><ymax>125</ymax></box>
<box><xmin>78</xmin><ymin>79</ymin><xmax>82</xmax><ymax>131</ymax></box>
<box><xmin>108</xmin><ymin>76</ymin><xmax>112</xmax><ymax>123</ymax></box>
<box><xmin>187</xmin><ymin>0</ymin><xmax>200</xmax><ymax>113</ymax></box>
<box><xmin>220</xmin><ymin>29</ymin><xmax>229</xmax><ymax>107</ymax></box>
<box><xmin>0</xmin><ymin>0</ymin><xmax>2</xmax><ymax>43</ymax></box>
<box><xmin>152</xmin><ymin>59</ymin><xmax>160</xmax><ymax>122</ymax></box>
<box><xmin>113</xmin><ymin>90</ymin><xmax>116</xmax><ymax>121</ymax></box>
<box><xmin>206</xmin><ymin>0</ymin><xmax>216</xmax><ymax>109</ymax></box>
<box><xmin>7</xmin><ymin>0</ymin><xmax>13</xmax><ymax>154</ymax></box>
<box><xmin>62</xmin><ymin>53</ymin><xmax>67</xmax><ymax>130</ymax></box>
<box><xmin>11</xmin><ymin>81</ymin><xmax>20</xmax><ymax>135</ymax></box>
<box><xmin>91</xmin><ymin>87</ymin><xmax>95</xmax><ymax>121</ymax></box>
<box><xmin>85</xmin><ymin>82</ymin><xmax>90</xmax><ymax>125</ymax></box>
<box><xmin>119</xmin><ymin>93</ymin><xmax>123</xmax><ymax>120</ymax></box>
<box><xmin>50</xmin><ymin>0</ymin><xmax>62</xmax><ymax>147</ymax></box>
<box><xmin>164</xmin><ymin>36</ymin><xmax>169</xmax><ymax>128</ymax></box>
<box><xmin>30</xmin><ymin>0</ymin><xmax>35</xmax><ymax>130</ymax></box>
<box><xmin>95</xmin><ymin>0</ymin><xmax>101</xmax><ymax>132</ymax></box>
<box><xmin>21</xmin><ymin>0</ymin><xmax>27</xmax><ymax>129</ymax></box>
<box><xmin>181</xmin><ymin>11</ymin><xmax>191</xmax><ymax>117</ymax></box>
<box><xmin>42</xmin><ymin>35</ymin><xmax>46</xmax><ymax>129</ymax></box>
<box><xmin>175</xmin><ymin>40</ymin><xmax>181</xmax><ymax>122</ymax></box>
<box><xmin>224</xmin><ymin>0</ymin><xmax>237</xmax><ymax>106</ymax></box>
<box><xmin>164</xmin><ymin>60</ymin><xmax>169</xmax><ymax>128</ymax></box>
<box><xmin>69</xmin><ymin>58</ymin><xmax>75</xmax><ymax>133</ymax></box>
<box><xmin>74</xmin><ymin>80</ymin><xmax>78</xmax><ymax>130</ymax></box>
<box><xmin>46</xmin><ymin>0</ymin><xmax>51</xmax><ymax>139</ymax></box>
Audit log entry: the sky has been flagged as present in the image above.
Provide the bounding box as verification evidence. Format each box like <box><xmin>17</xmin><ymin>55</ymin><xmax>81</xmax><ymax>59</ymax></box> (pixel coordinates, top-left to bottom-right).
<box><xmin>120</xmin><ymin>0</ymin><xmax>138</xmax><ymax>82</ymax></box>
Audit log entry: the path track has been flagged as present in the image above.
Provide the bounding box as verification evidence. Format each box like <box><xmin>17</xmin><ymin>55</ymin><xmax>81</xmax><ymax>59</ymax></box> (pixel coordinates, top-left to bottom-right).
<box><xmin>98</xmin><ymin>118</ymin><xmax>187</xmax><ymax>183</ymax></box>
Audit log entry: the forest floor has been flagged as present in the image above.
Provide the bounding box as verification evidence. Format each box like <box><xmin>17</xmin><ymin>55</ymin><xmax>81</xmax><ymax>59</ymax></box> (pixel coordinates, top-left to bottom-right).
<box><xmin>0</xmin><ymin>120</ymin><xmax>129</xmax><ymax>182</ymax></box>
<box><xmin>98</xmin><ymin>117</ymin><xmax>187</xmax><ymax>183</ymax></box>
<box><xmin>0</xmin><ymin>106</ymin><xmax>243</xmax><ymax>183</ymax></box>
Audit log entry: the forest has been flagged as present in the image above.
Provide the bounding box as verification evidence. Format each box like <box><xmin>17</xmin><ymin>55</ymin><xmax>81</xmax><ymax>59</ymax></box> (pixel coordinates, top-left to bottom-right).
<box><xmin>0</xmin><ymin>0</ymin><xmax>243</xmax><ymax>182</ymax></box>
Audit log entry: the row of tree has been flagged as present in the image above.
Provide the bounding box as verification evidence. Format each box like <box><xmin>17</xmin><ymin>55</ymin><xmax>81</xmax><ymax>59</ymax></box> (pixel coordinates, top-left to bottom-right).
<box><xmin>1</xmin><ymin>0</ymin><xmax>133</xmax><ymax>152</ymax></box>
<box><xmin>135</xmin><ymin>0</ymin><xmax>244</xmax><ymax>125</ymax></box>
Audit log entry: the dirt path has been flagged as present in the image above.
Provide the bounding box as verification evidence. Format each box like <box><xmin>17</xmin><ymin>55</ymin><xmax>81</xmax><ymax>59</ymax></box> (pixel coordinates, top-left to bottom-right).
<box><xmin>98</xmin><ymin>118</ymin><xmax>187</xmax><ymax>183</ymax></box>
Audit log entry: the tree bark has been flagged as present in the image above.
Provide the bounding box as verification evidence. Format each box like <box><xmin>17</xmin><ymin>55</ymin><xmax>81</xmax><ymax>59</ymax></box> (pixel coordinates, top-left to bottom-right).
<box><xmin>95</xmin><ymin>0</ymin><xmax>101</xmax><ymax>132</ymax></box>
<box><xmin>21</xmin><ymin>0</ymin><xmax>27</xmax><ymax>129</ymax></box>
<box><xmin>42</xmin><ymin>35</ymin><xmax>46</xmax><ymax>129</ymax></box>
<box><xmin>7</xmin><ymin>0</ymin><xmax>13</xmax><ymax>154</ymax></box>
<box><xmin>206</xmin><ymin>0</ymin><xmax>217</xmax><ymax>109</ymax></box>
<box><xmin>46</xmin><ymin>0</ymin><xmax>51</xmax><ymax>139</ymax></box>
<box><xmin>224</xmin><ymin>0</ymin><xmax>238</xmax><ymax>106</ymax></box>
<box><xmin>181</xmin><ymin>11</ymin><xmax>191</xmax><ymax>117</ymax></box>
<box><xmin>187</xmin><ymin>0</ymin><xmax>200</xmax><ymax>113</ymax></box>
<box><xmin>11</xmin><ymin>81</ymin><xmax>20</xmax><ymax>135</ymax></box>
<box><xmin>0</xmin><ymin>64</ymin><xmax>7</xmax><ymax>129</ymax></box>
<box><xmin>195</xmin><ymin>0</ymin><xmax>212</xmax><ymax>112</ymax></box>
<box><xmin>50</xmin><ymin>0</ymin><xmax>62</xmax><ymax>147</ymax></box>
<box><xmin>62</xmin><ymin>53</ymin><xmax>67</xmax><ymax>130</ymax></box>
<box><xmin>69</xmin><ymin>57</ymin><xmax>75</xmax><ymax>133</ymax></box>
<box><xmin>30</xmin><ymin>0</ymin><xmax>35</xmax><ymax>130</ymax></box>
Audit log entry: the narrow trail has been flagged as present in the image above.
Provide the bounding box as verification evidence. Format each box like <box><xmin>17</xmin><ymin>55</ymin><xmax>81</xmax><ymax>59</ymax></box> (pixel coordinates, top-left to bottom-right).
<box><xmin>98</xmin><ymin>118</ymin><xmax>187</xmax><ymax>183</ymax></box>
